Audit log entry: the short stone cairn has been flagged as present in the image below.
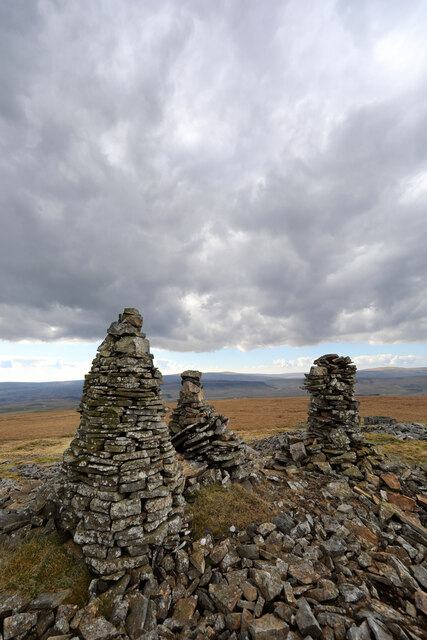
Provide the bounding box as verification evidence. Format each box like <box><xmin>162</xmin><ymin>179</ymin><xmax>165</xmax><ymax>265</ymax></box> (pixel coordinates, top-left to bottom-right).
<box><xmin>169</xmin><ymin>370</ymin><xmax>246</xmax><ymax>472</ymax></box>
<box><xmin>274</xmin><ymin>354</ymin><xmax>380</xmax><ymax>477</ymax></box>
<box><xmin>59</xmin><ymin>308</ymin><xmax>185</xmax><ymax>579</ymax></box>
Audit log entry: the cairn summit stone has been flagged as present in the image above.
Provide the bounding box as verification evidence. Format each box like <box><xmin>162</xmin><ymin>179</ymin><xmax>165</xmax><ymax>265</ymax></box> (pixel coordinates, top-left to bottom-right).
<box><xmin>59</xmin><ymin>308</ymin><xmax>185</xmax><ymax>578</ymax></box>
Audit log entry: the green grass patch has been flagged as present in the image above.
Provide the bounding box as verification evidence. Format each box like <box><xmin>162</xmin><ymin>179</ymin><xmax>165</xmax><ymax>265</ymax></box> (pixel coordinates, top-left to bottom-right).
<box><xmin>13</xmin><ymin>439</ymin><xmax>64</xmax><ymax>451</ymax></box>
<box><xmin>0</xmin><ymin>533</ymin><xmax>91</xmax><ymax>606</ymax></box>
<box><xmin>190</xmin><ymin>483</ymin><xmax>277</xmax><ymax>539</ymax></box>
<box><xmin>31</xmin><ymin>455</ymin><xmax>62</xmax><ymax>465</ymax></box>
<box><xmin>364</xmin><ymin>433</ymin><xmax>427</xmax><ymax>466</ymax></box>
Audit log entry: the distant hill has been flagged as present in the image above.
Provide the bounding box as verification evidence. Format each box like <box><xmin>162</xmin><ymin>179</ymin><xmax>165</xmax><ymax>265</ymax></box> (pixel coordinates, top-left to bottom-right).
<box><xmin>1</xmin><ymin>367</ymin><xmax>427</xmax><ymax>413</ymax></box>
<box><xmin>0</xmin><ymin>380</ymin><xmax>84</xmax><ymax>413</ymax></box>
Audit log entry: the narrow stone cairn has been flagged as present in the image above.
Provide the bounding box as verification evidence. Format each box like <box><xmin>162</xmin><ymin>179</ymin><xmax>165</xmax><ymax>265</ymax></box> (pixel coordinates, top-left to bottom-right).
<box><xmin>274</xmin><ymin>354</ymin><xmax>381</xmax><ymax>477</ymax></box>
<box><xmin>305</xmin><ymin>353</ymin><xmax>363</xmax><ymax>450</ymax></box>
<box><xmin>59</xmin><ymin>308</ymin><xmax>185</xmax><ymax>579</ymax></box>
<box><xmin>169</xmin><ymin>370</ymin><xmax>247</xmax><ymax>473</ymax></box>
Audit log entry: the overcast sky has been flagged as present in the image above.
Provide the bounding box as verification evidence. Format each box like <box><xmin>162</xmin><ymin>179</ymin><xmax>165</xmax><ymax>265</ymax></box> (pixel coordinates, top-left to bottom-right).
<box><xmin>1</xmin><ymin>0</ymin><xmax>427</xmax><ymax>381</ymax></box>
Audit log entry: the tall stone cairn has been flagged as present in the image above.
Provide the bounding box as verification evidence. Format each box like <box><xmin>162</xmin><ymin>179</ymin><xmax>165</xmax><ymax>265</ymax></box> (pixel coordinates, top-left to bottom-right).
<box><xmin>304</xmin><ymin>354</ymin><xmax>362</xmax><ymax>450</ymax></box>
<box><xmin>169</xmin><ymin>371</ymin><xmax>246</xmax><ymax>470</ymax></box>
<box><xmin>301</xmin><ymin>353</ymin><xmax>382</xmax><ymax>477</ymax></box>
<box><xmin>60</xmin><ymin>308</ymin><xmax>185</xmax><ymax>579</ymax></box>
<box><xmin>274</xmin><ymin>354</ymin><xmax>382</xmax><ymax>476</ymax></box>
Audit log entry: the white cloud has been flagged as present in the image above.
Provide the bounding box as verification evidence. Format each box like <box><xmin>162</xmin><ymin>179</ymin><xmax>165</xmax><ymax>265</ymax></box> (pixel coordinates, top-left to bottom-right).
<box><xmin>375</xmin><ymin>31</ymin><xmax>425</xmax><ymax>79</ymax></box>
<box><xmin>399</xmin><ymin>171</ymin><xmax>427</xmax><ymax>204</ymax></box>
<box><xmin>152</xmin><ymin>356</ymin><xmax>186</xmax><ymax>375</ymax></box>
<box><xmin>0</xmin><ymin>356</ymin><xmax>90</xmax><ymax>382</ymax></box>
<box><xmin>0</xmin><ymin>0</ymin><xmax>427</xmax><ymax>352</ymax></box>
<box><xmin>273</xmin><ymin>357</ymin><xmax>315</xmax><ymax>371</ymax></box>
<box><xmin>353</xmin><ymin>353</ymin><xmax>421</xmax><ymax>368</ymax></box>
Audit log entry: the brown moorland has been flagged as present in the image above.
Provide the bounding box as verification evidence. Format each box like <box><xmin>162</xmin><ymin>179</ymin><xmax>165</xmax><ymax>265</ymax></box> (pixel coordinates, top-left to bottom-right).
<box><xmin>0</xmin><ymin>396</ymin><xmax>426</xmax><ymax>465</ymax></box>
<box><xmin>1</xmin><ymin>396</ymin><xmax>427</xmax><ymax>443</ymax></box>
<box><xmin>190</xmin><ymin>396</ymin><xmax>427</xmax><ymax>441</ymax></box>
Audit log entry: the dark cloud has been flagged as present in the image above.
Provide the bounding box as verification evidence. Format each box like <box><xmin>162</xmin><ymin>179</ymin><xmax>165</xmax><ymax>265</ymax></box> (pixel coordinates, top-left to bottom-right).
<box><xmin>1</xmin><ymin>0</ymin><xmax>427</xmax><ymax>350</ymax></box>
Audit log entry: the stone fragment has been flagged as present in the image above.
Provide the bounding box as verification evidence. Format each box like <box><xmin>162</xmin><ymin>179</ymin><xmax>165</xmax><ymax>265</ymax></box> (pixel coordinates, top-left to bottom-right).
<box><xmin>320</xmin><ymin>537</ymin><xmax>347</xmax><ymax>558</ymax></box>
<box><xmin>257</xmin><ymin>522</ymin><xmax>276</xmax><ymax>537</ymax></box>
<box><xmin>295</xmin><ymin>597</ymin><xmax>322</xmax><ymax>638</ymax></box>
<box><xmin>190</xmin><ymin>547</ymin><xmax>206</xmax><ymax>575</ymax></box>
<box><xmin>3</xmin><ymin>612</ymin><xmax>38</xmax><ymax>640</ymax></box>
<box><xmin>242</xmin><ymin>581</ymin><xmax>258</xmax><ymax>602</ymax></box>
<box><xmin>225</xmin><ymin>611</ymin><xmax>241</xmax><ymax>630</ymax></box>
<box><xmin>172</xmin><ymin>596</ymin><xmax>198</xmax><ymax>629</ymax></box>
<box><xmin>35</xmin><ymin>610</ymin><xmax>55</xmax><ymax>637</ymax></box>
<box><xmin>250</xmin><ymin>569</ymin><xmax>283</xmax><ymax>601</ymax></box>
<box><xmin>386</xmin><ymin>493</ymin><xmax>415</xmax><ymax>512</ymax></box>
<box><xmin>308</xmin><ymin>579</ymin><xmax>339</xmax><ymax>601</ymax></box>
<box><xmin>109</xmin><ymin>597</ymin><xmax>129</xmax><ymax>627</ymax></box>
<box><xmin>366</xmin><ymin>616</ymin><xmax>394</xmax><ymax>640</ymax></box>
<box><xmin>0</xmin><ymin>594</ymin><xmax>29</xmax><ymax>619</ymax></box>
<box><xmin>237</xmin><ymin>544</ymin><xmax>259</xmax><ymax>560</ymax></box>
<box><xmin>208</xmin><ymin>583</ymin><xmax>242</xmax><ymax>615</ymax></box>
<box><xmin>414</xmin><ymin>590</ymin><xmax>427</xmax><ymax>615</ymax></box>
<box><xmin>271</xmin><ymin>513</ymin><xmax>296</xmax><ymax>535</ymax></box>
<box><xmin>343</xmin><ymin>465</ymin><xmax>364</xmax><ymax>480</ymax></box>
<box><xmin>110</xmin><ymin>498</ymin><xmax>141</xmax><ymax>520</ymax></box>
<box><xmin>175</xmin><ymin>548</ymin><xmax>189</xmax><ymax>573</ymax></box>
<box><xmin>79</xmin><ymin>615</ymin><xmax>119</xmax><ymax>640</ymax></box>
<box><xmin>288</xmin><ymin>560</ymin><xmax>316</xmax><ymax>584</ymax></box>
<box><xmin>291</xmin><ymin>519</ymin><xmax>311</xmax><ymax>538</ymax></box>
<box><xmin>220</xmin><ymin>548</ymin><xmax>241</xmax><ymax>571</ymax></box>
<box><xmin>281</xmin><ymin>581</ymin><xmax>297</xmax><ymax>605</ymax></box>
<box><xmin>346</xmin><ymin>522</ymin><xmax>378</xmax><ymax>549</ymax></box>
<box><xmin>358</xmin><ymin>552</ymin><xmax>373</xmax><ymax>568</ymax></box>
<box><xmin>380</xmin><ymin>473</ymin><xmax>402</xmax><ymax>491</ymax></box>
<box><xmin>326</xmin><ymin>482</ymin><xmax>353</xmax><ymax>499</ymax></box>
<box><xmin>125</xmin><ymin>594</ymin><xmax>150</xmax><ymax>639</ymax></box>
<box><xmin>210</xmin><ymin>540</ymin><xmax>230</xmax><ymax>565</ymax></box>
<box><xmin>417</xmin><ymin>494</ymin><xmax>427</xmax><ymax>508</ymax></box>
<box><xmin>247</xmin><ymin>613</ymin><xmax>289</xmax><ymax>639</ymax></box>
<box><xmin>289</xmin><ymin>442</ymin><xmax>306</xmax><ymax>463</ymax></box>
<box><xmin>411</xmin><ymin>564</ymin><xmax>427</xmax><ymax>589</ymax></box>
<box><xmin>339</xmin><ymin>583</ymin><xmax>365</xmax><ymax>603</ymax></box>
<box><xmin>347</xmin><ymin>621</ymin><xmax>371</xmax><ymax>640</ymax></box>
<box><xmin>265</xmin><ymin>531</ymin><xmax>283</xmax><ymax>556</ymax></box>
<box><xmin>29</xmin><ymin>590</ymin><xmax>71</xmax><ymax>610</ymax></box>
<box><xmin>51</xmin><ymin>604</ymin><xmax>78</xmax><ymax>635</ymax></box>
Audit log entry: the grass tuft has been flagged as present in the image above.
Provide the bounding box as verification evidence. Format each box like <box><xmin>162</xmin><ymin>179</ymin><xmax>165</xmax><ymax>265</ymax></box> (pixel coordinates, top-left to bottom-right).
<box><xmin>13</xmin><ymin>439</ymin><xmax>64</xmax><ymax>451</ymax></box>
<box><xmin>364</xmin><ymin>433</ymin><xmax>427</xmax><ymax>467</ymax></box>
<box><xmin>190</xmin><ymin>483</ymin><xmax>277</xmax><ymax>539</ymax></box>
<box><xmin>0</xmin><ymin>532</ymin><xmax>91</xmax><ymax>606</ymax></box>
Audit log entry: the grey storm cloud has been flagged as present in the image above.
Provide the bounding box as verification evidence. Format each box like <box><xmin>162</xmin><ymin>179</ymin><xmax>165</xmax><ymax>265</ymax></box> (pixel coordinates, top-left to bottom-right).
<box><xmin>1</xmin><ymin>0</ymin><xmax>427</xmax><ymax>351</ymax></box>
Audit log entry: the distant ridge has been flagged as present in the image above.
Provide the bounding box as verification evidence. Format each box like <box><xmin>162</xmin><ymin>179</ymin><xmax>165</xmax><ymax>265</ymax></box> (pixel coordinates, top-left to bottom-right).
<box><xmin>1</xmin><ymin>367</ymin><xmax>427</xmax><ymax>413</ymax></box>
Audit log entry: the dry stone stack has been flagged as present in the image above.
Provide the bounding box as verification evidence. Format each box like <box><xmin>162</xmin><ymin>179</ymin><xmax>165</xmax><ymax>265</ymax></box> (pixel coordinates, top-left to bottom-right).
<box><xmin>169</xmin><ymin>371</ymin><xmax>246</xmax><ymax>472</ymax></box>
<box><xmin>59</xmin><ymin>308</ymin><xmax>185</xmax><ymax>579</ymax></box>
<box><xmin>274</xmin><ymin>354</ymin><xmax>381</xmax><ymax>477</ymax></box>
<box><xmin>304</xmin><ymin>353</ymin><xmax>362</xmax><ymax>450</ymax></box>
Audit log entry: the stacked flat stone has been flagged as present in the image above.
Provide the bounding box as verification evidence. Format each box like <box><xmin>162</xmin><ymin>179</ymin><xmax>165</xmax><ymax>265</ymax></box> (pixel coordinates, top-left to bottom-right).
<box><xmin>60</xmin><ymin>308</ymin><xmax>185</xmax><ymax>579</ymax></box>
<box><xmin>169</xmin><ymin>371</ymin><xmax>246</xmax><ymax>470</ymax></box>
<box><xmin>274</xmin><ymin>354</ymin><xmax>381</xmax><ymax>476</ymax></box>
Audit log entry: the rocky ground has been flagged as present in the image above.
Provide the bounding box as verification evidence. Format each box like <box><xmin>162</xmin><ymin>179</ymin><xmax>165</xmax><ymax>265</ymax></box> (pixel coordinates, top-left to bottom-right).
<box><xmin>362</xmin><ymin>417</ymin><xmax>427</xmax><ymax>442</ymax></box>
<box><xmin>0</xmin><ymin>430</ymin><xmax>426</xmax><ymax>640</ymax></box>
<box><xmin>249</xmin><ymin>417</ymin><xmax>427</xmax><ymax>454</ymax></box>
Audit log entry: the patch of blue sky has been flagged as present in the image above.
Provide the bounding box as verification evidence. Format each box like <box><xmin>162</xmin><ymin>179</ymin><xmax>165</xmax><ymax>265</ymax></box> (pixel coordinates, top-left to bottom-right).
<box><xmin>1</xmin><ymin>340</ymin><xmax>427</xmax><ymax>381</ymax></box>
